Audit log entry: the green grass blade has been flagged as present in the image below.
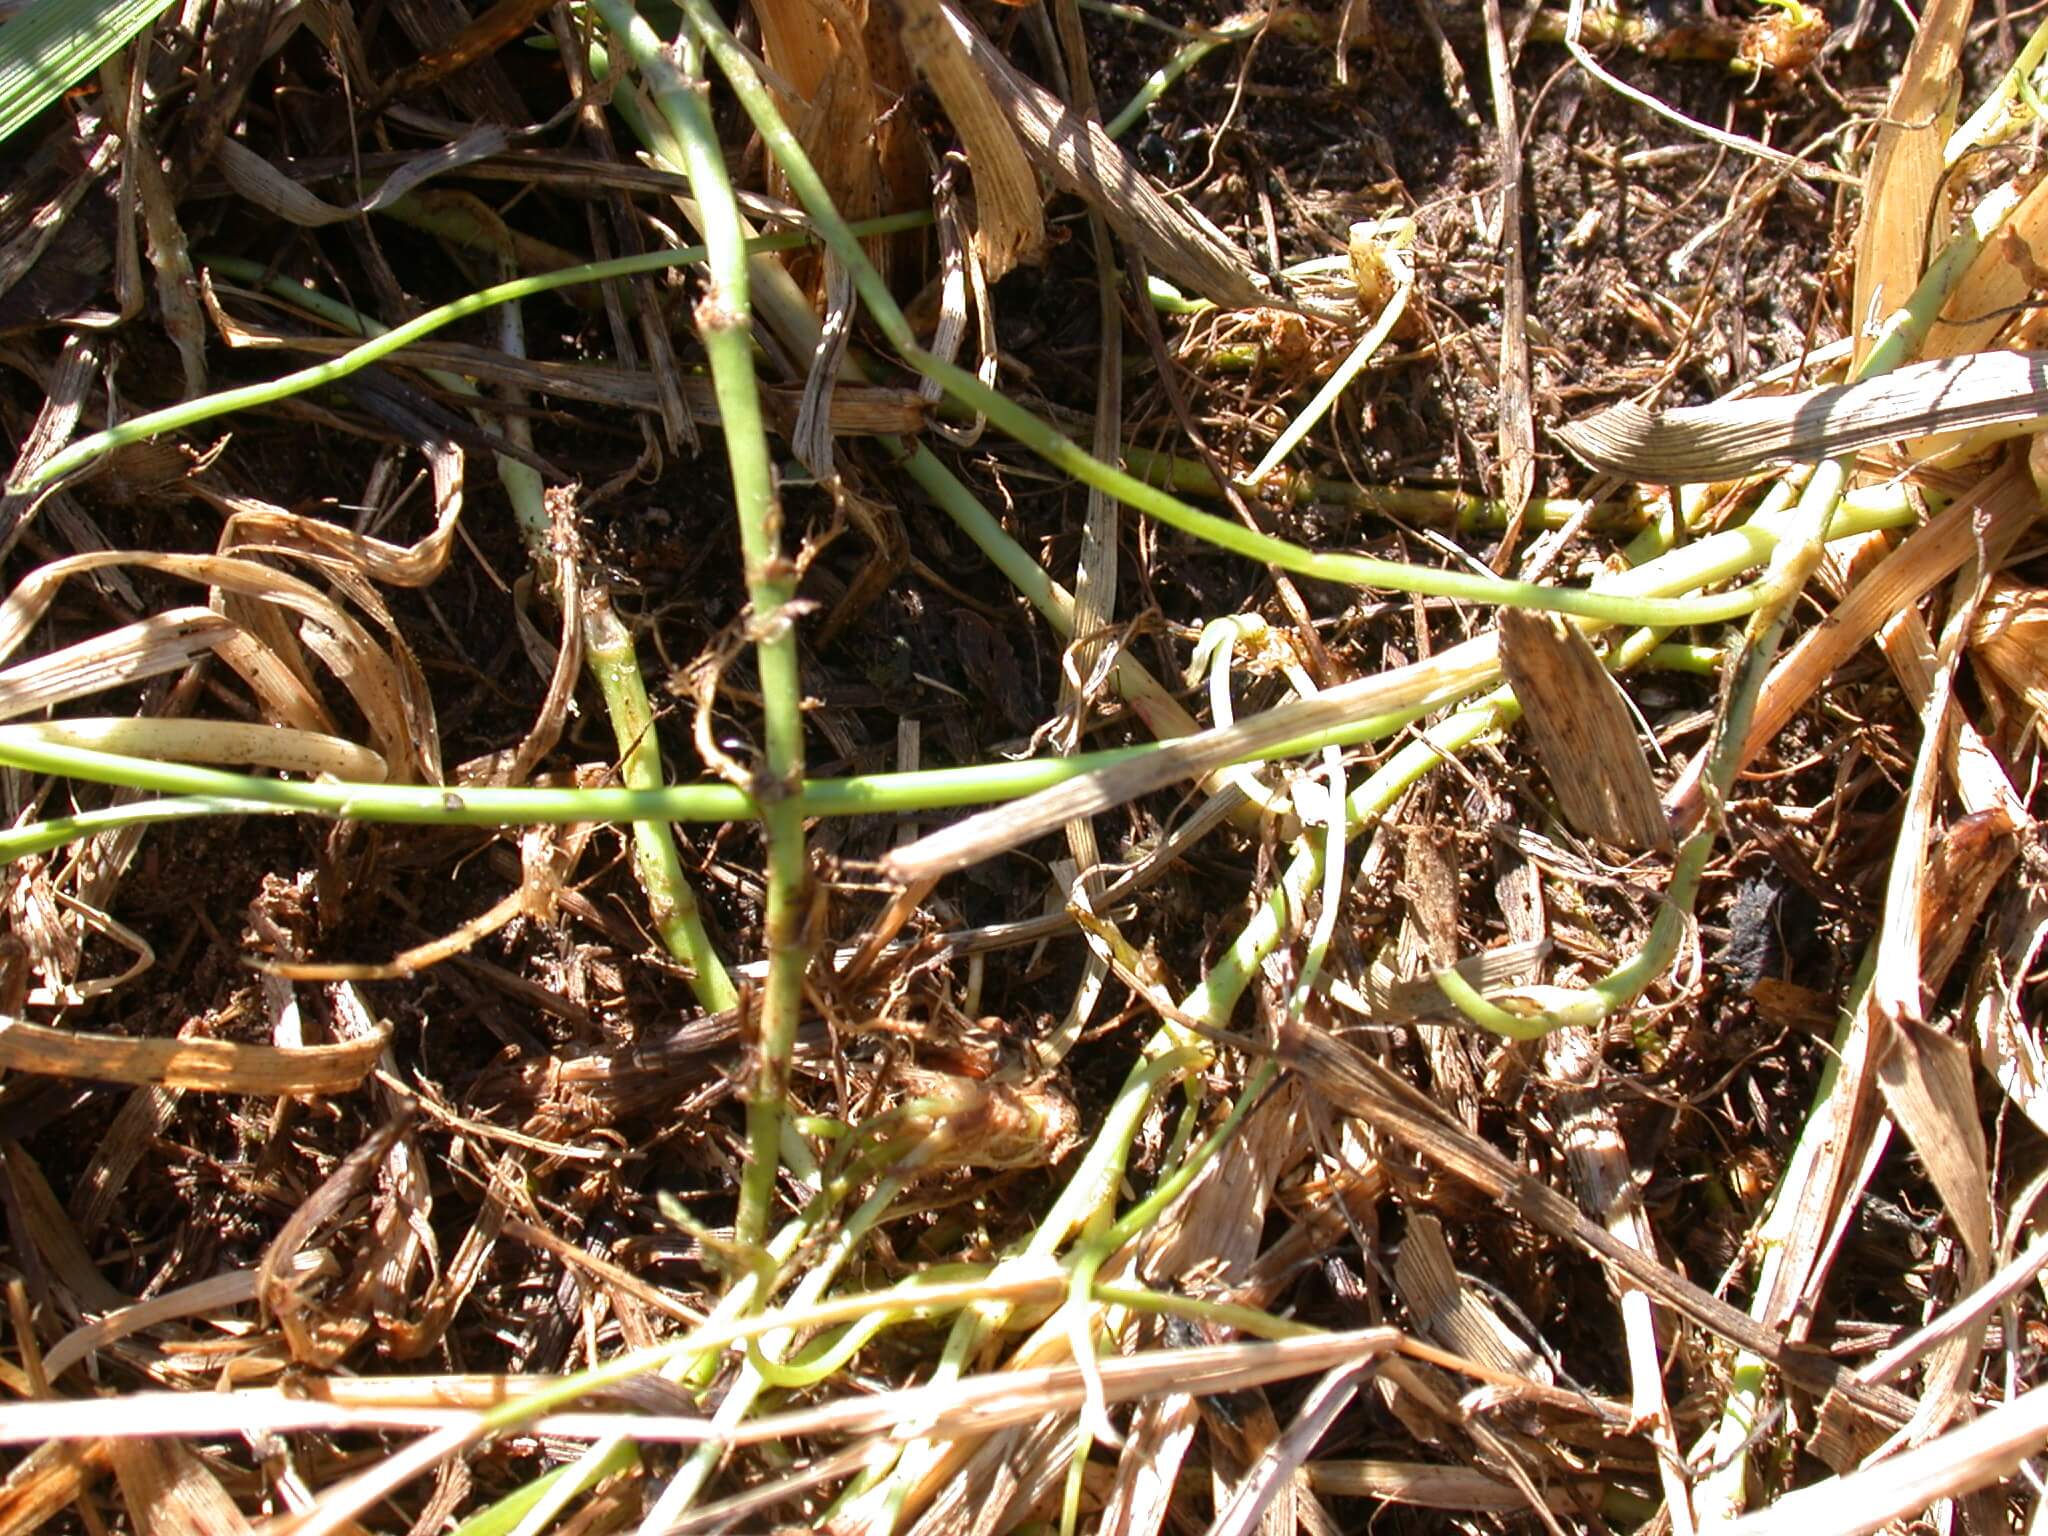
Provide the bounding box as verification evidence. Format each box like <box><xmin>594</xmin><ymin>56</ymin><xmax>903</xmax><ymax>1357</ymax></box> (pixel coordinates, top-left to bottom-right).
<box><xmin>0</xmin><ymin>0</ymin><xmax>177</xmax><ymax>146</ymax></box>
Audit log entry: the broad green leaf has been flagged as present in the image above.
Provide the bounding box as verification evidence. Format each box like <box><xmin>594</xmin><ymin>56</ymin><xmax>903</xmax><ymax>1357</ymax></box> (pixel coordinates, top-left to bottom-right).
<box><xmin>0</xmin><ymin>0</ymin><xmax>177</xmax><ymax>147</ymax></box>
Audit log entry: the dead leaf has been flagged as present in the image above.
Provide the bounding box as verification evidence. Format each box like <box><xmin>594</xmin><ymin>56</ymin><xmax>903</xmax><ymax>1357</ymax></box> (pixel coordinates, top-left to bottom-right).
<box><xmin>1497</xmin><ymin>607</ymin><xmax>1669</xmax><ymax>851</ymax></box>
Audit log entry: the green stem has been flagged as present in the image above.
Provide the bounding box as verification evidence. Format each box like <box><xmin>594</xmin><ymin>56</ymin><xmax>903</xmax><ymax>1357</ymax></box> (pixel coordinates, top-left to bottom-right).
<box><xmin>1102</xmin><ymin>14</ymin><xmax>1261</xmax><ymax>138</ymax></box>
<box><xmin>1435</xmin><ymin>191</ymin><xmax>2014</xmax><ymax>1039</ymax></box>
<box><xmin>648</xmin><ymin>1172</ymin><xmax>908</xmax><ymax>1523</ymax></box>
<box><xmin>402</xmin><ymin>1261</ymin><xmax>1303</xmax><ymax>1534</ymax></box>
<box><xmin>1182</xmin><ymin>466</ymin><xmax>1916</xmax><ymax>1037</ymax></box>
<box><xmin>1030</xmin><ymin>1047</ymin><xmax>1211</xmax><ymax>1261</ymax></box>
<box><xmin>673</xmin><ymin>0</ymin><xmax>1827</xmax><ymax>630</ymax></box>
<box><xmin>836</xmin><ymin>1044</ymin><xmax>1209</xmax><ymax>1530</ymax></box>
<box><xmin>1646</xmin><ymin>641</ymin><xmax>1724</xmax><ymax>674</ymax></box>
<box><xmin>10</xmin><ymin>213</ymin><xmax>931</xmax><ymax>495</ymax></box>
<box><xmin>0</xmin><ymin>712</ymin><xmax>1375</xmax><ymax>862</ymax></box>
<box><xmin>209</xmin><ymin>245</ymin><xmax>740</xmax><ymax>1013</ymax></box>
<box><xmin>500</xmin><ymin>1192</ymin><xmax>823</xmax><ymax>1535</ymax></box>
<box><xmin>593</xmin><ymin>0</ymin><xmax>807</xmax><ymax>1253</ymax></box>
<box><xmin>1090</xmin><ymin>1281</ymin><xmax>1315</xmax><ymax>1339</ymax></box>
<box><xmin>490</xmin><ymin>256</ymin><xmax>739</xmax><ymax>1013</ymax></box>
<box><xmin>0</xmin><ymin>495</ymin><xmax>1916</xmax><ymax>863</ymax></box>
<box><xmin>893</xmin><ymin>440</ymin><xmax>1208</xmax><ymax>748</ymax></box>
<box><xmin>584</xmin><ymin>598</ymin><xmax>739</xmax><ymax>1011</ymax></box>
<box><xmin>1121</xmin><ymin>444</ymin><xmax>1644</xmax><ymax>532</ymax></box>
<box><xmin>1947</xmin><ymin>11</ymin><xmax>2048</xmax><ymax>162</ymax></box>
<box><xmin>1101</xmin><ymin>1060</ymin><xmax>1277</xmax><ymax>1260</ymax></box>
<box><xmin>446</xmin><ymin>1444</ymin><xmax>641</xmax><ymax>1536</ymax></box>
<box><xmin>1248</xmin><ymin>272</ymin><xmax>1410</xmax><ymax>481</ymax></box>
<box><xmin>1186</xmin><ymin>693</ymin><xmax>1508</xmax><ymax>1029</ymax></box>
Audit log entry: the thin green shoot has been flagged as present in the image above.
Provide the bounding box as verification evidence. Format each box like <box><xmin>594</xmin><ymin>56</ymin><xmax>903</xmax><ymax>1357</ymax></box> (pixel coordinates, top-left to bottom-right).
<box><xmin>0</xmin><ymin>660</ymin><xmax>1501</xmax><ymax>862</ymax></box>
<box><xmin>1948</xmin><ymin>10</ymin><xmax>2048</xmax><ymax>163</ymax></box>
<box><xmin>1144</xmin><ymin>274</ymin><xmax>1215</xmax><ymax>315</ymax></box>
<box><xmin>1075</xmin><ymin>0</ymin><xmax>1201</xmax><ymax>39</ymax></box>
<box><xmin>1432</xmin><ymin>178</ymin><xmax>2015</xmax><ymax>1038</ymax></box>
<box><xmin>9</xmin><ymin>212</ymin><xmax>931</xmax><ymax>495</ymax></box>
<box><xmin>0</xmin><ymin>488</ymin><xmax>1913</xmax><ymax>865</ymax></box>
<box><xmin>1103</xmin><ymin>12</ymin><xmax>1264</xmax><ymax>138</ymax></box>
<box><xmin>589</xmin><ymin>0</ymin><xmax>807</xmax><ymax>1260</ymax></box>
<box><xmin>672</xmin><ymin>0</ymin><xmax>1857</xmax><ymax>632</ymax></box>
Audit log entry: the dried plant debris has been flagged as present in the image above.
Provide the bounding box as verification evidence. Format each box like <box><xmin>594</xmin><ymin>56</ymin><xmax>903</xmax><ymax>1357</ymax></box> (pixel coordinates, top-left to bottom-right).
<box><xmin>2</xmin><ymin>1</ymin><xmax>2048</xmax><ymax>1534</ymax></box>
<box><xmin>1495</xmin><ymin>605</ymin><xmax>1670</xmax><ymax>852</ymax></box>
<box><xmin>1555</xmin><ymin>350</ymin><xmax>2048</xmax><ymax>481</ymax></box>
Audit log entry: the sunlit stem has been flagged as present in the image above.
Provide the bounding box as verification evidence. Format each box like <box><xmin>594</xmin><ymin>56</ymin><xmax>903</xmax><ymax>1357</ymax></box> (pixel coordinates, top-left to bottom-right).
<box><xmin>593</xmin><ymin>0</ymin><xmax>808</xmax><ymax>1252</ymax></box>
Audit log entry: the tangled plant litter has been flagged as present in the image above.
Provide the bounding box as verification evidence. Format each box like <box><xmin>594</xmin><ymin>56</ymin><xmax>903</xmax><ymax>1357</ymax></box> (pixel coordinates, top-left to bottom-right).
<box><xmin>3</xmin><ymin>1</ymin><xmax>2048</xmax><ymax>1534</ymax></box>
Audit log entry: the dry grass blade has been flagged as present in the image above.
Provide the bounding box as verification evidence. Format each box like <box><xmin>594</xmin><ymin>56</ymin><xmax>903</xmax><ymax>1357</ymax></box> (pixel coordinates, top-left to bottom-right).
<box><xmin>752</xmin><ymin>0</ymin><xmax>898</xmax><ymax>263</ymax></box>
<box><xmin>1744</xmin><ymin>972</ymin><xmax>1896</xmax><ymax>1348</ymax></box>
<box><xmin>214</xmin><ymin>129</ymin><xmax>512</xmax><ymax>227</ymax></box>
<box><xmin>8</xmin><ymin>718</ymin><xmax>388</xmax><ymax>779</ymax></box>
<box><xmin>1869</xmin><ymin>1020</ymin><xmax>1993</xmax><ymax>1443</ymax></box>
<box><xmin>1848</xmin><ymin>0</ymin><xmax>1967</xmax><ymax>372</ymax></box>
<box><xmin>1273</xmin><ymin>1018</ymin><xmax>1915</xmax><ymax>1424</ymax></box>
<box><xmin>1043</xmin><ymin>16</ymin><xmax>1127</xmax><ymax>1076</ymax></box>
<box><xmin>1969</xmin><ymin>574</ymin><xmax>2048</xmax><ymax>731</ymax></box>
<box><xmin>0</xmin><ymin>1014</ymin><xmax>386</xmax><ymax>1092</ymax></box>
<box><xmin>1543</xmin><ymin>1027</ymin><xmax>1689</xmax><ymax>1524</ymax></box>
<box><xmin>894</xmin><ymin>1418</ymin><xmax>1074</xmax><ymax>1536</ymax></box>
<box><xmin>1394</xmin><ymin>1214</ymin><xmax>1552</xmax><ymax>1383</ymax></box>
<box><xmin>1205</xmin><ymin>1358</ymin><xmax>1373</xmax><ymax>1536</ymax></box>
<box><xmin>0</xmin><ymin>608</ymin><xmax>237</xmax><ymax>721</ymax></box>
<box><xmin>378</xmin><ymin>0</ymin><xmax>562</xmax><ymax>102</ymax></box>
<box><xmin>107</xmin><ymin>1438</ymin><xmax>253</xmax><ymax>1536</ymax></box>
<box><xmin>1969</xmin><ymin>900</ymin><xmax>2048</xmax><ymax>1140</ymax></box>
<box><xmin>881</xmin><ymin>640</ymin><xmax>1494</xmax><ymax>881</ymax></box>
<box><xmin>1718</xmin><ymin>1384</ymin><xmax>2048</xmax><ymax>1536</ymax></box>
<box><xmin>7</xmin><ymin>1330</ymin><xmax>1412</xmax><ymax>1445</ymax></box>
<box><xmin>4</xmin><ymin>1140</ymin><xmax>127</xmax><ymax>1310</ymax></box>
<box><xmin>1334</xmin><ymin>938</ymin><xmax>1549</xmax><ymax>1022</ymax></box>
<box><xmin>1847</xmin><ymin>502</ymin><xmax>2011</xmax><ymax>1448</ymax></box>
<box><xmin>209</xmin><ymin>475</ymin><xmax>457</xmax><ymax>587</ymax></box>
<box><xmin>791</xmin><ymin>252</ymin><xmax>855</xmax><ymax>478</ymax></box>
<box><xmin>1867</xmin><ymin>488</ymin><xmax>2020</xmax><ymax>1023</ymax></box>
<box><xmin>1480</xmin><ymin>0</ymin><xmax>1533</xmax><ymax>546</ymax></box>
<box><xmin>103</xmin><ymin>49</ymin><xmax>205</xmax><ymax>397</ymax></box>
<box><xmin>940</xmin><ymin>0</ymin><xmax>1277</xmax><ymax>310</ymax></box>
<box><xmin>1101</xmin><ymin>1086</ymin><xmax>1308</xmax><ymax>1536</ymax></box>
<box><xmin>0</xmin><ymin>548</ymin><xmax>437</xmax><ymax>778</ymax></box>
<box><xmin>1917</xmin><ymin>808</ymin><xmax>2023</xmax><ymax>994</ymax></box>
<box><xmin>0</xmin><ymin>333</ymin><xmax>100</xmax><ymax>553</ymax></box>
<box><xmin>40</xmin><ymin>1265</ymin><xmax>310</xmax><ymax>1381</ymax></box>
<box><xmin>1924</xmin><ymin>172</ymin><xmax>2048</xmax><ymax>362</ymax></box>
<box><xmin>1556</xmin><ymin>350</ymin><xmax>2048</xmax><ymax>481</ymax></box>
<box><xmin>916</xmin><ymin>168</ymin><xmax>995</xmax><ymax>446</ymax></box>
<box><xmin>0</xmin><ymin>1441</ymin><xmax>110</xmax><ymax>1536</ymax></box>
<box><xmin>890</xmin><ymin>0</ymin><xmax>1042</xmax><ymax>282</ymax></box>
<box><xmin>1876</xmin><ymin>1026</ymin><xmax>1994</xmax><ymax>1282</ymax></box>
<box><xmin>1308</xmin><ymin>1459</ymin><xmax>1606</xmax><ymax>1512</ymax></box>
<box><xmin>1857</xmin><ymin>1225</ymin><xmax>2048</xmax><ymax>1391</ymax></box>
<box><xmin>1496</xmin><ymin>607</ymin><xmax>1669</xmax><ymax>851</ymax></box>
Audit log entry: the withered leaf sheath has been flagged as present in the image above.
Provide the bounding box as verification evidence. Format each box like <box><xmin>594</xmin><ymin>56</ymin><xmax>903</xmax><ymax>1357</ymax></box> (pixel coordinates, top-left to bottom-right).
<box><xmin>1495</xmin><ymin>607</ymin><xmax>1671</xmax><ymax>852</ymax></box>
<box><xmin>1554</xmin><ymin>350</ymin><xmax>2048</xmax><ymax>481</ymax></box>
